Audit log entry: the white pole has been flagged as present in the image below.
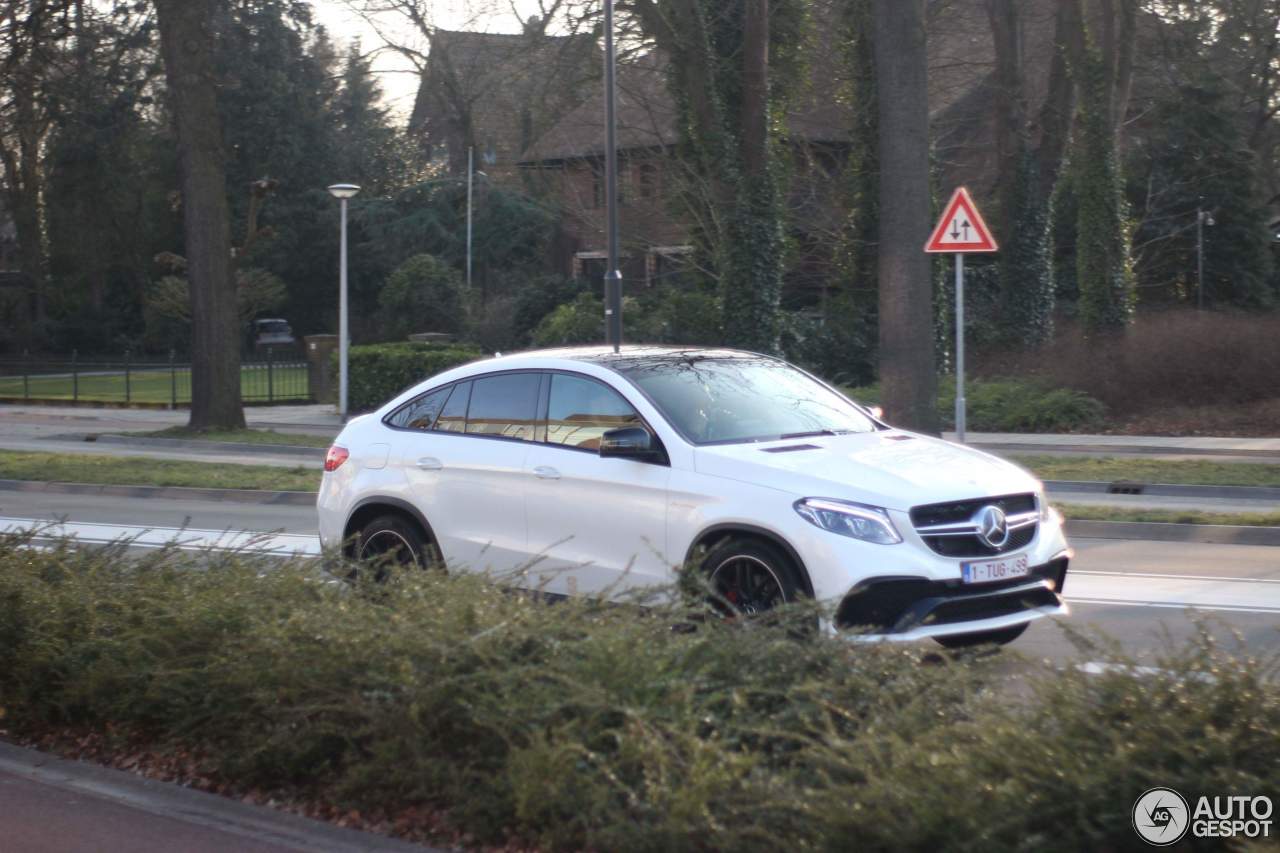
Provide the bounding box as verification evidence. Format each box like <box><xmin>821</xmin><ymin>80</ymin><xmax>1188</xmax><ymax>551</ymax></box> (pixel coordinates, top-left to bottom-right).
<box><xmin>955</xmin><ymin>252</ymin><xmax>966</xmax><ymax>443</ymax></box>
<box><xmin>339</xmin><ymin>197</ymin><xmax>349</xmax><ymax>419</ymax></box>
<box><xmin>466</xmin><ymin>146</ymin><xmax>474</xmax><ymax>291</ymax></box>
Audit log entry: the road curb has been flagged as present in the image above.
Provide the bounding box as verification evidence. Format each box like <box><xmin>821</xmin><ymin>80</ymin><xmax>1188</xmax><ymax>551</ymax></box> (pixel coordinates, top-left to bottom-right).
<box><xmin>1047</xmin><ymin>480</ymin><xmax>1280</xmax><ymax>501</ymax></box>
<box><xmin>0</xmin><ymin>740</ymin><xmax>432</xmax><ymax>852</ymax></box>
<box><xmin>0</xmin><ymin>479</ymin><xmax>316</xmax><ymax>506</ymax></box>
<box><xmin>1064</xmin><ymin>519</ymin><xmax>1280</xmax><ymax>546</ymax></box>
<box><xmin>92</xmin><ymin>433</ymin><xmax>326</xmax><ymax>458</ymax></box>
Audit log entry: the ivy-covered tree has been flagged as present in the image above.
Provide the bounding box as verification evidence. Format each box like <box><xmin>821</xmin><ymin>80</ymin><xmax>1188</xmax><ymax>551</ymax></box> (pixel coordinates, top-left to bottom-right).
<box><xmin>626</xmin><ymin>0</ymin><xmax>807</xmax><ymax>353</ymax></box>
<box><xmin>1072</xmin><ymin>35</ymin><xmax>1135</xmax><ymax>333</ymax></box>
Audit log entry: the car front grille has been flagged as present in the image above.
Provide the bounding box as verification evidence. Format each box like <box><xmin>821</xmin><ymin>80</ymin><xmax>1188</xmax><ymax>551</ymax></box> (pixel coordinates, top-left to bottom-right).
<box><xmin>909</xmin><ymin>493</ymin><xmax>1039</xmax><ymax>558</ymax></box>
<box><xmin>835</xmin><ymin>557</ymin><xmax>1069</xmax><ymax>633</ymax></box>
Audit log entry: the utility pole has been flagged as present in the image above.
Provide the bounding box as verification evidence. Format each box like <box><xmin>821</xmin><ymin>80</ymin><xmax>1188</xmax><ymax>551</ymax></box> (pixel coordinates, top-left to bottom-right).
<box><xmin>467</xmin><ymin>146</ymin><xmax>474</xmax><ymax>291</ymax></box>
<box><xmin>602</xmin><ymin>0</ymin><xmax>622</xmax><ymax>351</ymax></box>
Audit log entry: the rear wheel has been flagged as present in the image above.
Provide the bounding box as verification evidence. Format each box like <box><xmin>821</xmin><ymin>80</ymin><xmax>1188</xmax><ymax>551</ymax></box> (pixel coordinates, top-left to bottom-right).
<box><xmin>353</xmin><ymin>514</ymin><xmax>431</xmax><ymax>581</ymax></box>
<box><xmin>702</xmin><ymin>538</ymin><xmax>804</xmax><ymax>618</ymax></box>
<box><xmin>934</xmin><ymin>623</ymin><xmax>1028</xmax><ymax>649</ymax></box>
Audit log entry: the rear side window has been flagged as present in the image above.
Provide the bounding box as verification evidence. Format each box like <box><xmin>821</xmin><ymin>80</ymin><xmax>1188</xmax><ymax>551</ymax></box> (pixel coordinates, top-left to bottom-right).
<box><xmin>435</xmin><ymin>381</ymin><xmax>472</xmax><ymax>433</ymax></box>
<box><xmin>466</xmin><ymin>373</ymin><xmax>541</xmax><ymax>441</ymax></box>
<box><xmin>546</xmin><ymin>374</ymin><xmax>641</xmax><ymax>450</ymax></box>
<box><xmin>388</xmin><ymin>386</ymin><xmax>450</xmax><ymax>430</ymax></box>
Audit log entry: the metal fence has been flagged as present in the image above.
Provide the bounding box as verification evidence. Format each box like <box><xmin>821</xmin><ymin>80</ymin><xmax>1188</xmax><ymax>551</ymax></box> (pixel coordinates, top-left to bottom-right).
<box><xmin>0</xmin><ymin>348</ymin><xmax>311</xmax><ymax>407</ymax></box>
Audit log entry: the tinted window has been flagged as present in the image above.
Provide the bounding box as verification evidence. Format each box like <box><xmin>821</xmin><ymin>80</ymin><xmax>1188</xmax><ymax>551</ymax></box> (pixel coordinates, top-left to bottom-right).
<box><xmin>617</xmin><ymin>356</ymin><xmax>876</xmax><ymax>444</ymax></box>
<box><xmin>435</xmin><ymin>381</ymin><xmax>471</xmax><ymax>433</ymax></box>
<box><xmin>389</xmin><ymin>386</ymin><xmax>450</xmax><ymax>430</ymax></box>
<box><xmin>465</xmin><ymin>373</ymin><xmax>540</xmax><ymax>441</ymax></box>
<box><xmin>546</xmin><ymin>374</ymin><xmax>641</xmax><ymax>450</ymax></box>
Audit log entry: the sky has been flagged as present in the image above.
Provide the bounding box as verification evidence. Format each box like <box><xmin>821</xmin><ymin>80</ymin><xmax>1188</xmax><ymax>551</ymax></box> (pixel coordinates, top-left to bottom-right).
<box><xmin>309</xmin><ymin>1</ymin><xmax>549</xmax><ymax>119</ymax></box>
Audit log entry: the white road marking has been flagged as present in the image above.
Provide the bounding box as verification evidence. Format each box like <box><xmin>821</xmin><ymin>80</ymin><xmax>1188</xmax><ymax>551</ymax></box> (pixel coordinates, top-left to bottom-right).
<box><xmin>0</xmin><ymin>517</ymin><xmax>321</xmax><ymax>556</ymax></box>
<box><xmin>1065</xmin><ymin>571</ymin><xmax>1280</xmax><ymax>614</ymax></box>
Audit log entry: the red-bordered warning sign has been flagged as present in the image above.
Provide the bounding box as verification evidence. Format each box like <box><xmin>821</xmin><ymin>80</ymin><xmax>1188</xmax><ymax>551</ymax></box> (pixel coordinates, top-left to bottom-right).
<box><xmin>924</xmin><ymin>187</ymin><xmax>998</xmax><ymax>253</ymax></box>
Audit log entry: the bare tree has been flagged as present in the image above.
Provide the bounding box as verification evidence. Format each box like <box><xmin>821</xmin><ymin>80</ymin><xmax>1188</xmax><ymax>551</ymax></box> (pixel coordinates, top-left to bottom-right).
<box><xmin>154</xmin><ymin>0</ymin><xmax>244</xmax><ymax>429</ymax></box>
<box><xmin>874</xmin><ymin>0</ymin><xmax>938</xmax><ymax>433</ymax></box>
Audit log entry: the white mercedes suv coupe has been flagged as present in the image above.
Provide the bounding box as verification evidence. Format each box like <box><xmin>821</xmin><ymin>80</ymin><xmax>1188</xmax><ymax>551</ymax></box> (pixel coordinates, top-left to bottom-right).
<box><xmin>318</xmin><ymin>347</ymin><xmax>1070</xmax><ymax>646</ymax></box>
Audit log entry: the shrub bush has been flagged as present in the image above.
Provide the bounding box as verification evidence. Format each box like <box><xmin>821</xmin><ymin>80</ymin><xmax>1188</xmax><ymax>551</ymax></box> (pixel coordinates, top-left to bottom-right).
<box><xmin>0</xmin><ymin>533</ymin><xmax>1274</xmax><ymax>851</ymax></box>
<box><xmin>377</xmin><ymin>254</ymin><xmax>469</xmax><ymax>343</ymax></box>
<box><xmin>979</xmin><ymin>310</ymin><xmax>1280</xmax><ymax>416</ymax></box>
<box><xmin>846</xmin><ymin>377</ymin><xmax>1106</xmax><ymax>433</ymax></box>
<box><xmin>341</xmin><ymin>342</ymin><xmax>483</xmax><ymax>411</ymax></box>
<box><xmin>532</xmin><ymin>292</ymin><xmax>605</xmax><ymax>346</ymax></box>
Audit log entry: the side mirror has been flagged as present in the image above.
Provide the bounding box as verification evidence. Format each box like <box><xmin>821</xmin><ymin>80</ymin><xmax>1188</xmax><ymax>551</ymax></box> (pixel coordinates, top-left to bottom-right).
<box><xmin>600</xmin><ymin>426</ymin><xmax>661</xmax><ymax>461</ymax></box>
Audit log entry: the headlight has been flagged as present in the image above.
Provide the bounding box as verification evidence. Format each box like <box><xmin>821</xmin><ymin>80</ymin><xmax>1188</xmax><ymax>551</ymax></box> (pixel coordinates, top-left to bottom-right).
<box><xmin>1038</xmin><ymin>491</ymin><xmax>1062</xmax><ymax>524</ymax></box>
<box><xmin>794</xmin><ymin>498</ymin><xmax>902</xmax><ymax>545</ymax></box>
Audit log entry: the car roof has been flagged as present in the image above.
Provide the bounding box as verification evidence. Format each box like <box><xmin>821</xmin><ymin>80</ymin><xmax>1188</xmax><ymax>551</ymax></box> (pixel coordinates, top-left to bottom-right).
<box><xmin>487</xmin><ymin>345</ymin><xmax>768</xmax><ymax>370</ymax></box>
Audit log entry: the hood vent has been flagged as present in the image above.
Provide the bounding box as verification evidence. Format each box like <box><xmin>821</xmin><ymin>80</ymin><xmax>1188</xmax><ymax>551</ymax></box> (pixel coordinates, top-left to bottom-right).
<box><xmin>884</xmin><ymin>434</ymin><xmax>915</xmax><ymax>442</ymax></box>
<box><xmin>761</xmin><ymin>443</ymin><xmax>821</xmax><ymax>453</ymax></box>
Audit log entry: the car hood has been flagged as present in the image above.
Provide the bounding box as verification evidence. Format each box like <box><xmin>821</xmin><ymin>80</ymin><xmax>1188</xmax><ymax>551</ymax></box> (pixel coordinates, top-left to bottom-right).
<box><xmin>693</xmin><ymin>430</ymin><xmax>1040</xmax><ymax>511</ymax></box>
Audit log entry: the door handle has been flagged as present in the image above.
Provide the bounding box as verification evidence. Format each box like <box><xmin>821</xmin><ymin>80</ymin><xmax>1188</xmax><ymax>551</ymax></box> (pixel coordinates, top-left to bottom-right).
<box><xmin>533</xmin><ymin>465</ymin><xmax>561</xmax><ymax>480</ymax></box>
<box><xmin>416</xmin><ymin>456</ymin><xmax>443</xmax><ymax>471</ymax></box>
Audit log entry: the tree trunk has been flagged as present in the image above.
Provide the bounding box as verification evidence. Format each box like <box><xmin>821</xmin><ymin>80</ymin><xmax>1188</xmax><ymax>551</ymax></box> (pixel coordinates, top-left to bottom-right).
<box><xmin>873</xmin><ymin>0</ymin><xmax>937</xmax><ymax>433</ymax></box>
<box><xmin>740</xmin><ymin>0</ymin><xmax>769</xmax><ymax>176</ymax></box>
<box><xmin>154</xmin><ymin>0</ymin><xmax>244</xmax><ymax>429</ymax></box>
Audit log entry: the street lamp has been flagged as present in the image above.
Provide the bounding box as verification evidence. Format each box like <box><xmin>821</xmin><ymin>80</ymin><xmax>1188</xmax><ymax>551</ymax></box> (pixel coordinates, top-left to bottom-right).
<box><xmin>1196</xmin><ymin>202</ymin><xmax>1214</xmax><ymax>310</ymax></box>
<box><xmin>327</xmin><ymin>182</ymin><xmax>361</xmax><ymax>418</ymax></box>
<box><xmin>602</xmin><ymin>0</ymin><xmax>622</xmax><ymax>351</ymax></box>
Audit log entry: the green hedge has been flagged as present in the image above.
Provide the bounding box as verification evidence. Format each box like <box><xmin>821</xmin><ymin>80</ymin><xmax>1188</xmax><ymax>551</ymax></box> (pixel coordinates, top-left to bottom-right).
<box><xmin>846</xmin><ymin>377</ymin><xmax>1106</xmax><ymax>433</ymax></box>
<box><xmin>0</xmin><ymin>534</ymin><xmax>1274</xmax><ymax>851</ymax></box>
<box><xmin>339</xmin><ymin>342</ymin><xmax>484</xmax><ymax>412</ymax></box>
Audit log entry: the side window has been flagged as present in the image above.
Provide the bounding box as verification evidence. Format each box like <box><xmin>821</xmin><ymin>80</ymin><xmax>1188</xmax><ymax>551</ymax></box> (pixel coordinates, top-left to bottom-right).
<box><xmin>388</xmin><ymin>386</ymin><xmax>450</xmax><ymax>430</ymax></box>
<box><xmin>546</xmin><ymin>374</ymin><xmax>642</xmax><ymax>450</ymax></box>
<box><xmin>465</xmin><ymin>373</ymin><xmax>541</xmax><ymax>441</ymax></box>
<box><xmin>434</xmin><ymin>381</ymin><xmax>471</xmax><ymax>433</ymax></box>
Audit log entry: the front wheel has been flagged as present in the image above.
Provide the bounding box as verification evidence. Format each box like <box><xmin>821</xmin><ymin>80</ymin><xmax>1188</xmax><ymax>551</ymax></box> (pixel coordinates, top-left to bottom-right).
<box><xmin>702</xmin><ymin>538</ymin><xmax>804</xmax><ymax>618</ymax></box>
<box><xmin>934</xmin><ymin>623</ymin><xmax>1028</xmax><ymax>649</ymax></box>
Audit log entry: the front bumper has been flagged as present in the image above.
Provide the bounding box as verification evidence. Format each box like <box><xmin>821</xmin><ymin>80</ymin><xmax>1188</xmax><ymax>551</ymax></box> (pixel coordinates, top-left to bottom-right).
<box><xmin>836</xmin><ymin>554</ymin><xmax>1070</xmax><ymax>641</ymax></box>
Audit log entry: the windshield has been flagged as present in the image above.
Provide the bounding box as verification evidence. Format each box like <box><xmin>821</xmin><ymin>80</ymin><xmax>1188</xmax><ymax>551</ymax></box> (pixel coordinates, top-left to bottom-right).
<box><xmin>616</xmin><ymin>355</ymin><xmax>878</xmax><ymax>445</ymax></box>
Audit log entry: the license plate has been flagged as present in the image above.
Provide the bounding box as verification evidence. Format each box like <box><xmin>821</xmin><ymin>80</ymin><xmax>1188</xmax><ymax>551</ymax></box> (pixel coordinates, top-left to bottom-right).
<box><xmin>961</xmin><ymin>554</ymin><xmax>1029</xmax><ymax>584</ymax></box>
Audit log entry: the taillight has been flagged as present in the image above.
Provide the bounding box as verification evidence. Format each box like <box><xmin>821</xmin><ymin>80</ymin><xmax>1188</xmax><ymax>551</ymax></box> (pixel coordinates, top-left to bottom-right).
<box><xmin>324</xmin><ymin>445</ymin><xmax>349</xmax><ymax>472</ymax></box>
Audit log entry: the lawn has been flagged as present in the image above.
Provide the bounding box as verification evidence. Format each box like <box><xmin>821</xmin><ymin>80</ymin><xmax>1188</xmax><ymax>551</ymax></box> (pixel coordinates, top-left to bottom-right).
<box><xmin>1011</xmin><ymin>454</ymin><xmax>1280</xmax><ymax>487</ymax></box>
<box><xmin>140</xmin><ymin>427</ymin><xmax>334</xmax><ymax>449</ymax></box>
<box><xmin>0</xmin><ymin>364</ymin><xmax>310</xmax><ymax>404</ymax></box>
<box><xmin>1059</xmin><ymin>504</ymin><xmax>1280</xmax><ymax>527</ymax></box>
<box><xmin>0</xmin><ymin>450</ymin><xmax>320</xmax><ymax>492</ymax></box>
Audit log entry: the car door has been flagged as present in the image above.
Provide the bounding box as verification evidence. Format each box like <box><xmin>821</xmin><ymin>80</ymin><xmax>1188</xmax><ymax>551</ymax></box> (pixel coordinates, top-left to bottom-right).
<box><xmin>400</xmin><ymin>373</ymin><xmax>538</xmax><ymax>575</ymax></box>
<box><xmin>523</xmin><ymin>372</ymin><xmax>671</xmax><ymax>597</ymax></box>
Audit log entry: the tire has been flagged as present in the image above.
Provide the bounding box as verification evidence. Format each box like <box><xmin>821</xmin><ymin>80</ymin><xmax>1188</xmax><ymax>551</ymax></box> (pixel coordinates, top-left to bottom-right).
<box><xmin>934</xmin><ymin>623</ymin><xmax>1028</xmax><ymax>649</ymax></box>
<box><xmin>701</xmin><ymin>537</ymin><xmax>805</xmax><ymax>618</ymax></box>
<box><xmin>353</xmin><ymin>514</ymin><xmax>431</xmax><ymax>581</ymax></box>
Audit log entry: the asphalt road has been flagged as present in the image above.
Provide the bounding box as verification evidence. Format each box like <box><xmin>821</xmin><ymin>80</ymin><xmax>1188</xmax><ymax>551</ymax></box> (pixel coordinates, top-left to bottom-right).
<box><xmin>2</xmin><ymin>490</ymin><xmax>1276</xmax><ymax>663</ymax></box>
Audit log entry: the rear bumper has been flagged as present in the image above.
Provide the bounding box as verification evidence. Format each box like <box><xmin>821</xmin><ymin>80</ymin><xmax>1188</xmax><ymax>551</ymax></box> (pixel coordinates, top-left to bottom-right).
<box><xmin>837</xmin><ymin>553</ymin><xmax>1070</xmax><ymax>641</ymax></box>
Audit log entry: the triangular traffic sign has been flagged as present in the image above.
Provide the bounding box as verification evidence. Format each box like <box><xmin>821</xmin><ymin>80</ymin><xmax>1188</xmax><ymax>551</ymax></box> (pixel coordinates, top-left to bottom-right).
<box><xmin>925</xmin><ymin>187</ymin><xmax>998</xmax><ymax>253</ymax></box>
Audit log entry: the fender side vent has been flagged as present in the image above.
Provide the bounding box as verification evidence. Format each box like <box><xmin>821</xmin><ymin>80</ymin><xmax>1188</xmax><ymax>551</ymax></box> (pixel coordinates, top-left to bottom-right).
<box><xmin>761</xmin><ymin>443</ymin><xmax>821</xmax><ymax>453</ymax></box>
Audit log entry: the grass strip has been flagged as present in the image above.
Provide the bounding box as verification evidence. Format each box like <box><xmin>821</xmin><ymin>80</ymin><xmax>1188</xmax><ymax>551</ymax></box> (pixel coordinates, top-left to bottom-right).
<box><xmin>0</xmin><ymin>450</ymin><xmax>319</xmax><ymax>493</ymax></box>
<box><xmin>138</xmin><ymin>427</ymin><xmax>334</xmax><ymax>449</ymax></box>
<box><xmin>1013</xmin><ymin>454</ymin><xmax>1280</xmax><ymax>487</ymax></box>
<box><xmin>1059</xmin><ymin>503</ymin><xmax>1280</xmax><ymax>527</ymax></box>
<box><xmin>0</xmin><ymin>539</ymin><xmax>1274</xmax><ymax>851</ymax></box>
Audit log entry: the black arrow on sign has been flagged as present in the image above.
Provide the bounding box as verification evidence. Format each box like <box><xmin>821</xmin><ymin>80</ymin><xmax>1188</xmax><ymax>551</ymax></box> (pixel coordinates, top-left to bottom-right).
<box><xmin>962</xmin><ymin>219</ymin><xmax>971</xmax><ymax>241</ymax></box>
<box><xmin>950</xmin><ymin>218</ymin><xmax>961</xmax><ymax>240</ymax></box>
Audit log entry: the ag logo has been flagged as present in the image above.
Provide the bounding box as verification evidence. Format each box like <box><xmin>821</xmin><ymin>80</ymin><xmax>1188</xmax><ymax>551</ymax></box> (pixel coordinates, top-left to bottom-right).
<box><xmin>1133</xmin><ymin>787</ymin><xmax>1191</xmax><ymax>846</ymax></box>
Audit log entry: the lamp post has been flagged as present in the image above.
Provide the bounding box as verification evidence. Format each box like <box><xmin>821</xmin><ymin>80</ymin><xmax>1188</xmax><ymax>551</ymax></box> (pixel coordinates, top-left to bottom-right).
<box><xmin>602</xmin><ymin>0</ymin><xmax>622</xmax><ymax>351</ymax></box>
<box><xmin>327</xmin><ymin>183</ymin><xmax>360</xmax><ymax>418</ymax></box>
<box><xmin>1196</xmin><ymin>202</ymin><xmax>1214</xmax><ymax>310</ymax></box>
